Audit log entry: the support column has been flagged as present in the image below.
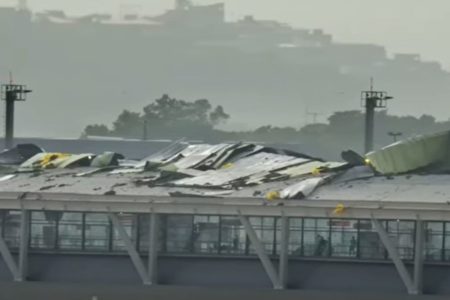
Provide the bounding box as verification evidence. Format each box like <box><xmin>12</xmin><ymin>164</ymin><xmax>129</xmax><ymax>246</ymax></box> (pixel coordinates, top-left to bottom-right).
<box><xmin>0</xmin><ymin>232</ymin><xmax>20</xmax><ymax>280</ymax></box>
<box><xmin>148</xmin><ymin>213</ymin><xmax>159</xmax><ymax>285</ymax></box>
<box><xmin>372</xmin><ymin>218</ymin><xmax>417</xmax><ymax>295</ymax></box>
<box><xmin>414</xmin><ymin>220</ymin><xmax>425</xmax><ymax>294</ymax></box>
<box><xmin>17</xmin><ymin>210</ymin><xmax>30</xmax><ymax>281</ymax></box>
<box><xmin>238</xmin><ymin>214</ymin><xmax>282</xmax><ymax>289</ymax></box>
<box><xmin>279</xmin><ymin>215</ymin><xmax>289</xmax><ymax>289</ymax></box>
<box><xmin>109</xmin><ymin>213</ymin><xmax>150</xmax><ymax>285</ymax></box>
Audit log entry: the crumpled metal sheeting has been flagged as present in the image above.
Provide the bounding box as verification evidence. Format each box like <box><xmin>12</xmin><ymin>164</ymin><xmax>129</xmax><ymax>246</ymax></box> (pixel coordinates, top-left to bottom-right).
<box><xmin>139</xmin><ymin>140</ymin><xmax>189</xmax><ymax>166</ymax></box>
<box><xmin>193</xmin><ymin>143</ymin><xmax>244</xmax><ymax>170</ymax></box>
<box><xmin>279</xmin><ymin>161</ymin><xmax>347</xmax><ymax>178</ymax></box>
<box><xmin>172</xmin><ymin>153</ymin><xmax>310</xmax><ymax>188</ymax></box>
<box><xmin>280</xmin><ymin>176</ymin><xmax>332</xmax><ymax>200</ymax></box>
<box><xmin>172</xmin><ymin>144</ymin><xmax>232</xmax><ymax>170</ymax></box>
<box><xmin>366</xmin><ymin>130</ymin><xmax>450</xmax><ymax>175</ymax></box>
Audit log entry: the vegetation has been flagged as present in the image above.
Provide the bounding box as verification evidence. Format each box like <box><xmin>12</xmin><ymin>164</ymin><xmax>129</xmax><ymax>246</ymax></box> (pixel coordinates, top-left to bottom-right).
<box><xmin>82</xmin><ymin>94</ymin><xmax>450</xmax><ymax>160</ymax></box>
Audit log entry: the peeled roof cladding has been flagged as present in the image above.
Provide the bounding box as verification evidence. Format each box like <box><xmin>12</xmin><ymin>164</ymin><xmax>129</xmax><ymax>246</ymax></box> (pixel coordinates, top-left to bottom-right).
<box><xmin>366</xmin><ymin>130</ymin><xmax>450</xmax><ymax>175</ymax></box>
<box><xmin>1</xmin><ymin>141</ymin><xmax>349</xmax><ymax>199</ymax></box>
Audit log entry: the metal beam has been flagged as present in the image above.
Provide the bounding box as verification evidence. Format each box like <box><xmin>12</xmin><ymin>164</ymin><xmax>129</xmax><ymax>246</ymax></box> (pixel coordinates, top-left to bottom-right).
<box><xmin>0</xmin><ymin>231</ymin><xmax>19</xmax><ymax>280</ymax></box>
<box><xmin>17</xmin><ymin>210</ymin><xmax>29</xmax><ymax>281</ymax></box>
<box><xmin>279</xmin><ymin>215</ymin><xmax>289</xmax><ymax>289</ymax></box>
<box><xmin>109</xmin><ymin>213</ymin><xmax>150</xmax><ymax>285</ymax></box>
<box><xmin>414</xmin><ymin>220</ymin><xmax>425</xmax><ymax>294</ymax></box>
<box><xmin>238</xmin><ymin>213</ymin><xmax>282</xmax><ymax>289</ymax></box>
<box><xmin>148</xmin><ymin>213</ymin><xmax>159</xmax><ymax>285</ymax></box>
<box><xmin>2</xmin><ymin>192</ymin><xmax>450</xmax><ymax>222</ymax></box>
<box><xmin>372</xmin><ymin>218</ymin><xmax>417</xmax><ymax>295</ymax></box>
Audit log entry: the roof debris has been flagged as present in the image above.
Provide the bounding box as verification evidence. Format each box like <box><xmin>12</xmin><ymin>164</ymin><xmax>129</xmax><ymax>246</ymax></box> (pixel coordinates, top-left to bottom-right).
<box><xmin>0</xmin><ymin>141</ymin><xmax>347</xmax><ymax>199</ymax></box>
<box><xmin>0</xmin><ymin>130</ymin><xmax>449</xmax><ymax>201</ymax></box>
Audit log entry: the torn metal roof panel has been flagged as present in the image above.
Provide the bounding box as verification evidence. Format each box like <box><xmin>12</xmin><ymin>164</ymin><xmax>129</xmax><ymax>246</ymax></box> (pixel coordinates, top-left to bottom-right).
<box><xmin>172</xmin><ymin>152</ymin><xmax>310</xmax><ymax>187</ymax></box>
<box><xmin>172</xmin><ymin>143</ymin><xmax>232</xmax><ymax>170</ymax></box>
<box><xmin>366</xmin><ymin>130</ymin><xmax>450</xmax><ymax>175</ymax></box>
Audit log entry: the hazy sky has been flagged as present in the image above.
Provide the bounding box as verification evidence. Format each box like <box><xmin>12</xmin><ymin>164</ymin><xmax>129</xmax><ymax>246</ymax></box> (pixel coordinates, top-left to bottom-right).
<box><xmin>2</xmin><ymin>0</ymin><xmax>449</xmax><ymax>68</ymax></box>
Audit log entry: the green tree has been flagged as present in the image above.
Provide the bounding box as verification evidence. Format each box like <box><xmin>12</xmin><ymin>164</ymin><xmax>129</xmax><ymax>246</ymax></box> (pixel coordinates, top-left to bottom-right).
<box><xmin>82</xmin><ymin>124</ymin><xmax>110</xmax><ymax>137</ymax></box>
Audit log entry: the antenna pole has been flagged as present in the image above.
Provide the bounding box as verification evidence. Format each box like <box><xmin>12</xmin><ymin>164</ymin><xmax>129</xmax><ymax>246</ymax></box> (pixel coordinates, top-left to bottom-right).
<box><xmin>1</xmin><ymin>80</ymin><xmax>32</xmax><ymax>149</ymax></box>
<box><xmin>362</xmin><ymin>78</ymin><xmax>393</xmax><ymax>153</ymax></box>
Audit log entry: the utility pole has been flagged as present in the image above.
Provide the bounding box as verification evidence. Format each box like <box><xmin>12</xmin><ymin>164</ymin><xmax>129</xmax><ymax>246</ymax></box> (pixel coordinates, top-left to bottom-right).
<box><xmin>1</xmin><ymin>80</ymin><xmax>32</xmax><ymax>149</ymax></box>
<box><xmin>388</xmin><ymin>131</ymin><xmax>403</xmax><ymax>143</ymax></box>
<box><xmin>361</xmin><ymin>78</ymin><xmax>393</xmax><ymax>153</ymax></box>
<box><xmin>305</xmin><ymin>108</ymin><xmax>323</xmax><ymax>124</ymax></box>
<box><xmin>142</xmin><ymin>119</ymin><xmax>148</xmax><ymax>141</ymax></box>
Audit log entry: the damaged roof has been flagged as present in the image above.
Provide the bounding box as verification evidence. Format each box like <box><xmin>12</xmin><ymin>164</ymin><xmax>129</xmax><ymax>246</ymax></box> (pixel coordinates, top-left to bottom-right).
<box><xmin>0</xmin><ymin>141</ymin><xmax>347</xmax><ymax>200</ymax></box>
<box><xmin>0</xmin><ymin>130</ymin><xmax>449</xmax><ymax>204</ymax></box>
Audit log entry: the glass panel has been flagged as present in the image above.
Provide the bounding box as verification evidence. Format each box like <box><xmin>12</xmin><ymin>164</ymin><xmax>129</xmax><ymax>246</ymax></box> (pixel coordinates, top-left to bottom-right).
<box><xmin>387</xmin><ymin>220</ymin><xmax>414</xmax><ymax>260</ymax></box>
<box><xmin>0</xmin><ymin>211</ymin><xmax>3</xmax><ymax>239</ymax></box>
<box><xmin>112</xmin><ymin>214</ymin><xmax>137</xmax><ymax>251</ymax></box>
<box><xmin>31</xmin><ymin>212</ymin><xmax>58</xmax><ymax>249</ymax></box>
<box><xmin>166</xmin><ymin>215</ymin><xmax>193</xmax><ymax>253</ymax></box>
<box><xmin>193</xmin><ymin>215</ymin><xmax>219</xmax><ymax>254</ymax></box>
<box><xmin>248</xmin><ymin>217</ymin><xmax>275</xmax><ymax>255</ymax></box>
<box><xmin>288</xmin><ymin>218</ymin><xmax>302</xmax><ymax>256</ymax></box>
<box><xmin>220</xmin><ymin>216</ymin><xmax>246</xmax><ymax>255</ymax></box>
<box><xmin>444</xmin><ymin>223</ymin><xmax>450</xmax><ymax>261</ymax></box>
<box><xmin>138</xmin><ymin>214</ymin><xmax>164</xmax><ymax>253</ymax></box>
<box><xmin>358</xmin><ymin>220</ymin><xmax>385</xmax><ymax>259</ymax></box>
<box><xmin>4</xmin><ymin>211</ymin><xmax>22</xmax><ymax>248</ymax></box>
<box><xmin>303</xmin><ymin>218</ymin><xmax>330</xmax><ymax>257</ymax></box>
<box><xmin>84</xmin><ymin>213</ymin><xmax>110</xmax><ymax>251</ymax></box>
<box><xmin>330</xmin><ymin>219</ymin><xmax>358</xmax><ymax>258</ymax></box>
<box><xmin>58</xmin><ymin>213</ymin><xmax>83</xmax><ymax>250</ymax></box>
<box><xmin>425</xmin><ymin>222</ymin><xmax>443</xmax><ymax>261</ymax></box>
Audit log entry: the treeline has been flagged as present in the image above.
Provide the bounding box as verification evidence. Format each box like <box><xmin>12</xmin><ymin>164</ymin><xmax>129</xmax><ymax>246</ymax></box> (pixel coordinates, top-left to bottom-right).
<box><xmin>82</xmin><ymin>95</ymin><xmax>450</xmax><ymax>160</ymax></box>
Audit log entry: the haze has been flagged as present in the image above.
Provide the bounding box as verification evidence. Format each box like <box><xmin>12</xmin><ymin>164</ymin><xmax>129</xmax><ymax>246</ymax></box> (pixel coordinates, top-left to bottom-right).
<box><xmin>1</xmin><ymin>0</ymin><xmax>450</xmax><ymax>138</ymax></box>
<box><xmin>11</xmin><ymin>0</ymin><xmax>450</xmax><ymax>69</ymax></box>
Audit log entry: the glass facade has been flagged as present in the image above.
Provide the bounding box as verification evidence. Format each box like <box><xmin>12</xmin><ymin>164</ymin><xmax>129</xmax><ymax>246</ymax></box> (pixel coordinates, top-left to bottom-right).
<box><xmin>30</xmin><ymin>212</ymin><xmax>58</xmax><ymax>249</ymax></box>
<box><xmin>330</xmin><ymin>219</ymin><xmax>358</xmax><ymax>258</ymax></box>
<box><xmin>112</xmin><ymin>214</ymin><xmax>137</xmax><ymax>252</ymax></box>
<box><xmin>1</xmin><ymin>209</ymin><xmax>450</xmax><ymax>263</ymax></box>
<box><xmin>165</xmin><ymin>215</ymin><xmax>193</xmax><ymax>253</ymax></box>
<box><xmin>84</xmin><ymin>213</ymin><xmax>111</xmax><ymax>251</ymax></box>
<box><xmin>58</xmin><ymin>212</ymin><xmax>83</xmax><ymax>250</ymax></box>
<box><xmin>3</xmin><ymin>211</ymin><xmax>22</xmax><ymax>248</ymax></box>
<box><xmin>425</xmin><ymin>222</ymin><xmax>443</xmax><ymax>261</ymax></box>
<box><xmin>249</xmin><ymin>217</ymin><xmax>276</xmax><ymax>255</ymax></box>
<box><xmin>358</xmin><ymin>220</ymin><xmax>385</xmax><ymax>259</ymax></box>
<box><xmin>220</xmin><ymin>217</ymin><xmax>246</xmax><ymax>255</ymax></box>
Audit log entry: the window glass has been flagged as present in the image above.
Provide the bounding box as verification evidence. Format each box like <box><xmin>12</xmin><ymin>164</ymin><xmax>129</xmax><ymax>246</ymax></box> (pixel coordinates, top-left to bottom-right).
<box><xmin>0</xmin><ymin>210</ymin><xmax>3</xmax><ymax>238</ymax></box>
<box><xmin>193</xmin><ymin>215</ymin><xmax>219</xmax><ymax>254</ymax></box>
<box><xmin>84</xmin><ymin>213</ymin><xmax>110</xmax><ymax>251</ymax></box>
<box><xmin>444</xmin><ymin>223</ymin><xmax>450</xmax><ymax>261</ymax></box>
<box><xmin>287</xmin><ymin>218</ymin><xmax>302</xmax><ymax>256</ymax></box>
<box><xmin>248</xmin><ymin>217</ymin><xmax>275</xmax><ymax>255</ymax></box>
<box><xmin>220</xmin><ymin>216</ymin><xmax>246</xmax><ymax>255</ymax></box>
<box><xmin>303</xmin><ymin>218</ymin><xmax>330</xmax><ymax>257</ymax></box>
<box><xmin>31</xmin><ymin>211</ymin><xmax>58</xmax><ymax>249</ymax></box>
<box><xmin>358</xmin><ymin>220</ymin><xmax>385</xmax><ymax>259</ymax></box>
<box><xmin>330</xmin><ymin>219</ymin><xmax>358</xmax><ymax>258</ymax></box>
<box><xmin>112</xmin><ymin>214</ymin><xmax>137</xmax><ymax>251</ymax></box>
<box><xmin>166</xmin><ymin>215</ymin><xmax>193</xmax><ymax>253</ymax></box>
<box><xmin>387</xmin><ymin>221</ymin><xmax>415</xmax><ymax>260</ymax></box>
<box><xmin>138</xmin><ymin>214</ymin><xmax>164</xmax><ymax>253</ymax></box>
<box><xmin>4</xmin><ymin>211</ymin><xmax>22</xmax><ymax>248</ymax></box>
<box><xmin>58</xmin><ymin>213</ymin><xmax>83</xmax><ymax>250</ymax></box>
<box><xmin>425</xmin><ymin>222</ymin><xmax>443</xmax><ymax>261</ymax></box>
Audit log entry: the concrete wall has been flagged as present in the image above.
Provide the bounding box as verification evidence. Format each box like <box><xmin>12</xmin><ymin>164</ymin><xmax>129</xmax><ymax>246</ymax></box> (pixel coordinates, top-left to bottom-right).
<box><xmin>1</xmin><ymin>254</ymin><xmax>450</xmax><ymax>295</ymax></box>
